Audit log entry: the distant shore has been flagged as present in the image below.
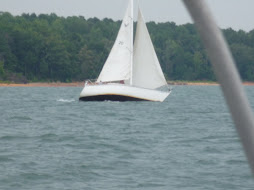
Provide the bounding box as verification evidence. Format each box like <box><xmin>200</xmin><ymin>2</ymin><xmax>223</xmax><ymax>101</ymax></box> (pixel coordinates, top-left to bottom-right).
<box><xmin>0</xmin><ymin>82</ymin><xmax>84</xmax><ymax>87</ymax></box>
<box><xmin>0</xmin><ymin>81</ymin><xmax>254</xmax><ymax>87</ymax></box>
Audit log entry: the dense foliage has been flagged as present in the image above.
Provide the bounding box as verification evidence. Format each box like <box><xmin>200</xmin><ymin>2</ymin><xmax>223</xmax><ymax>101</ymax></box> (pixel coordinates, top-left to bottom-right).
<box><xmin>0</xmin><ymin>12</ymin><xmax>253</xmax><ymax>82</ymax></box>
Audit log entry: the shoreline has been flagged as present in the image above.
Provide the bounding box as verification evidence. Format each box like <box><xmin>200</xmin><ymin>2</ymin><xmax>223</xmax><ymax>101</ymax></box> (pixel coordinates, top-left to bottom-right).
<box><xmin>0</xmin><ymin>82</ymin><xmax>84</xmax><ymax>87</ymax></box>
<box><xmin>0</xmin><ymin>81</ymin><xmax>254</xmax><ymax>87</ymax></box>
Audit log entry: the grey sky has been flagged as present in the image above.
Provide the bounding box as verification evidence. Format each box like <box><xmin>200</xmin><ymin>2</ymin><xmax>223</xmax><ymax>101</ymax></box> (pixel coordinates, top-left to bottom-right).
<box><xmin>1</xmin><ymin>0</ymin><xmax>253</xmax><ymax>31</ymax></box>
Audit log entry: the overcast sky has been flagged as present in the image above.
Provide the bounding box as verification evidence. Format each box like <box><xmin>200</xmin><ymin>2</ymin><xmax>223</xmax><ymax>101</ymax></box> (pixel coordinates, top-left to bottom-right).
<box><xmin>1</xmin><ymin>0</ymin><xmax>253</xmax><ymax>31</ymax></box>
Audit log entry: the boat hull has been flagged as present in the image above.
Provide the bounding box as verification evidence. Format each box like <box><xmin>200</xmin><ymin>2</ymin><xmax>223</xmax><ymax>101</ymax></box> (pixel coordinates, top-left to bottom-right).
<box><xmin>79</xmin><ymin>84</ymin><xmax>170</xmax><ymax>102</ymax></box>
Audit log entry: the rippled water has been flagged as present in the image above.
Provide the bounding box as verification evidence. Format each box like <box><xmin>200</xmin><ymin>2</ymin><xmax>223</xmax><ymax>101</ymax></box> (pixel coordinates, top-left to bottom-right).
<box><xmin>0</xmin><ymin>86</ymin><xmax>254</xmax><ymax>190</ymax></box>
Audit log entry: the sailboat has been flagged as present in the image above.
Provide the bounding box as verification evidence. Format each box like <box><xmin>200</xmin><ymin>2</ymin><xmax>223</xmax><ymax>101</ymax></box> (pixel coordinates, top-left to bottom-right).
<box><xmin>79</xmin><ymin>0</ymin><xmax>171</xmax><ymax>102</ymax></box>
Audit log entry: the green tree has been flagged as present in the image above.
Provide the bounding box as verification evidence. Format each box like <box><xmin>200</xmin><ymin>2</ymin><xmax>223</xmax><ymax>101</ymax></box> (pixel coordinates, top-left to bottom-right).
<box><xmin>231</xmin><ymin>44</ymin><xmax>254</xmax><ymax>81</ymax></box>
<box><xmin>78</xmin><ymin>46</ymin><xmax>99</xmax><ymax>80</ymax></box>
<box><xmin>0</xmin><ymin>60</ymin><xmax>4</xmax><ymax>77</ymax></box>
<box><xmin>0</xmin><ymin>12</ymin><xmax>253</xmax><ymax>82</ymax></box>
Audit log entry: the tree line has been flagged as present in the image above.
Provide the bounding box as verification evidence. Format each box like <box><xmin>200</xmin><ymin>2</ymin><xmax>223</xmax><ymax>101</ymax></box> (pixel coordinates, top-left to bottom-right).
<box><xmin>0</xmin><ymin>12</ymin><xmax>253</xmax><ymax>82</ymax></box>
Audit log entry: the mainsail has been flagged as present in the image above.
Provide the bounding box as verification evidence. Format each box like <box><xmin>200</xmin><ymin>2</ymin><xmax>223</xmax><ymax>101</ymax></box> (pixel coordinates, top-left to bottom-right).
<box><xmin>132</xmin><ymin>8</ymin><xmax>168</xmax><ymax>89</ymax></box>
<box><xmin>97</xmin><ymin>0</ymin><xmax>133</xmax><ymax>83</ymax></box>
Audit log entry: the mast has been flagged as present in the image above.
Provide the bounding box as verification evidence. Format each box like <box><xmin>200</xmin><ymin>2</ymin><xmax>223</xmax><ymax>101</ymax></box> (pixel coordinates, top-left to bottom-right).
<box><xmin>130</xmin><ymin>0</ymin><xmax>134</xmax><ymax>85</ymax></box>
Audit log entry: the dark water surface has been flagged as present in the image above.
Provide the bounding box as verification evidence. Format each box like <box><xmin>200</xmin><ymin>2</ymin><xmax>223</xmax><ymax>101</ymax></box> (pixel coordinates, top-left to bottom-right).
<box><xmin>0</xmin><ymin>86</ymin><xmax>254</xmax><ymax>190</ymax></box>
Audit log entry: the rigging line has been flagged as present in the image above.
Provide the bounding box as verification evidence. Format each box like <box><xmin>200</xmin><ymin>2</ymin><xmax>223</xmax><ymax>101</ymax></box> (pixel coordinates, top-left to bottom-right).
<box><xmin>183</xmin><ymin>0</ymin><xmax>254</xmax><ymax>175</ymax></box>
<box><xmin>125</xmin><ymin>46</ymin><xmax>133</xmax><ymax>53</ymax></box>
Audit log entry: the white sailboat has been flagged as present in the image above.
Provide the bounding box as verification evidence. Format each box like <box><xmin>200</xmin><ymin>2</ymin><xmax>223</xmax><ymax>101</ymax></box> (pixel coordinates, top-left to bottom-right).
<box><xmin>79</xmin><ymin>0</ymin><xmax>171</xmax><ymax>102</ymax></box>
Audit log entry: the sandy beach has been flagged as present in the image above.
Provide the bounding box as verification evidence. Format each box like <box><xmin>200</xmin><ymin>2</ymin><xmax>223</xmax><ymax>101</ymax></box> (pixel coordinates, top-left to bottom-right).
<box><xmin>0</xmin><ymin>81</ymin><xmax>254</xmax><ymax>87</ymax></box>
<box><xmin>0</xmin><ymin>82</ymin><xmax>84</xmax><ymax>87</ymax></box>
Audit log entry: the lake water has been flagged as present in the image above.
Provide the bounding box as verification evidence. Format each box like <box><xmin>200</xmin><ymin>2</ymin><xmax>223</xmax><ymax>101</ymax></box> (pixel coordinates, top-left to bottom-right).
<box><xmin>0</xmin><ymin>85</ymin><xmax>254</xmax><ymax>190</ymax></box>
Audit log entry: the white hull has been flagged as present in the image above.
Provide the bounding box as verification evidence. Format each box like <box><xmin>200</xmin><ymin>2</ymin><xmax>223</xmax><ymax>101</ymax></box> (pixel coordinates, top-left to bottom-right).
<box><xmin>79</xmin><ymin>84</ymin><xmax>170</xmax><ymax>102</ymax></box>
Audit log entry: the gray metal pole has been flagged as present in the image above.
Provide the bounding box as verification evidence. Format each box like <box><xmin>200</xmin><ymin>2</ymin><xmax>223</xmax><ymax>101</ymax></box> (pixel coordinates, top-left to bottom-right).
<box><xmin>182</xmin><ymin>0</ymin><xmax>254</xmax><ymax>174</ymax></box>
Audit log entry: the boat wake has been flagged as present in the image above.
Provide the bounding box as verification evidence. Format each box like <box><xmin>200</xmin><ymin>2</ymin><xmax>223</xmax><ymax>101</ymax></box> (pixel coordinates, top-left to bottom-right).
<box><xmin>57</xmin><ymin>99</ymin><xmax>75</xmax><ymax>103</ymax></box>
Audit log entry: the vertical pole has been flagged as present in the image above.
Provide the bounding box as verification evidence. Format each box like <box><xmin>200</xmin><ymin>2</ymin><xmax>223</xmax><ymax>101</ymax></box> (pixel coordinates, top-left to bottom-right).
<box><xmin>182</xmin><ymin>0</ymin><xmax>254</xmax><ymax>174</ymax></box>
<box><xmin>130</xmin><ymin>0</ymin><xmax>134</xmax><ymax>85</ymax></box>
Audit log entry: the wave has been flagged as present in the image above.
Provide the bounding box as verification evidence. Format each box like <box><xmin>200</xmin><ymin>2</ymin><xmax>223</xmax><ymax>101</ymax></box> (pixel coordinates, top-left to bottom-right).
<box><xmin>9</xmin><ymin>116</ymin><xmax>32</xmax><ymax>121</ymax></box>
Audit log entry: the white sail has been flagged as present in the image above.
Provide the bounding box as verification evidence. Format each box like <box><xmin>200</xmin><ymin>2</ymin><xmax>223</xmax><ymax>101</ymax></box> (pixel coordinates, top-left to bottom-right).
<box><xmin>132</xmin><ymin>8</ymin><xmax>168</xmax><ymax>89</ymax></box>
<box><xmin>97</xmin><ymin>0</ymin><xmax>133</xmax><ymax>83</ymax></box>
